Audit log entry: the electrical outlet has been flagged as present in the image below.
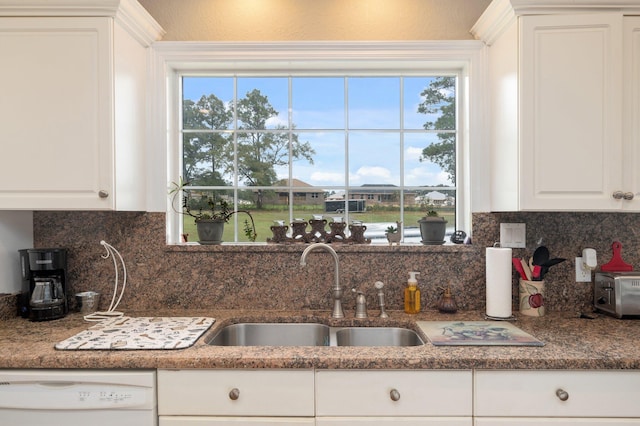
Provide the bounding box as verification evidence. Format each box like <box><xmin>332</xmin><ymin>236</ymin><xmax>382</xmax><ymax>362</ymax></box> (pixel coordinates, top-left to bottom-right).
<box><xmin>575</xmin><ymin>257</ymin><xmax>592</xmax><ymax>282</ymax></box>
<box><xmin>500</xmin><ymin>223</ymin><xmax>526</xmax><ymax>248</ymax></box>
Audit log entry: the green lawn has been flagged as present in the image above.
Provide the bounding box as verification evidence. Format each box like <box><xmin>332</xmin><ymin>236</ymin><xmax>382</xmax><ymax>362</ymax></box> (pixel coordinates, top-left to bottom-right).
<box><xmin>182</xmin><ymin>206</ymin><xmax>454</xmax><ymax>243</ymax></box>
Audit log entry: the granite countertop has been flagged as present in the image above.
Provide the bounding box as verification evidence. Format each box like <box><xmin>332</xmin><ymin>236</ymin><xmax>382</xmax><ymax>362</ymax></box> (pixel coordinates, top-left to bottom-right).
<box><xmin>1</xmin><ymin>309</ymin><xmax>639</xmax><ymax>370</ymax></box>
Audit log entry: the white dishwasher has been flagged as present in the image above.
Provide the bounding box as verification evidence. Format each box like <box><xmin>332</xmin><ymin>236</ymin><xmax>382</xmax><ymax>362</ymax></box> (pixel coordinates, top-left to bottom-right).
<box><xmin>0</xmin><ymin>370</ymin><xmax>157</xmax><ymax>426</ymax></box>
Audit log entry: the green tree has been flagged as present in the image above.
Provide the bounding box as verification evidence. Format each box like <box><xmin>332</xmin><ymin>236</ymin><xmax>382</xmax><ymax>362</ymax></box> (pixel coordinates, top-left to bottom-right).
<box><xmin>234</xmin><ymin>89</ymin><xmax>315</xmax><ymax>208</ymax></box>
<box><xmin>182</xmin><ymin>94</ymin><xmax>232</xmax><ymax>186</ymax></box>
<box><xmin>417</xmin><ymin>76</ymin><xmax>456</xmax><ymax>184</ymax></box>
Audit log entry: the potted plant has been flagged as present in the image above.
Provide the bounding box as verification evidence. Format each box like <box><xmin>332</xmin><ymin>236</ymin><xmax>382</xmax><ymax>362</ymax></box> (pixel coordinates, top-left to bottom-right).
<box><xmin>418</xmin><ymin>209</ymin><xmax>447</xmax><ymax>245</ymax></box>
<box><xmin>169</xmin><ymin>178</ymin><xmax>257</xmax><ymax>244</ymax></box>
<box><xmin>385</xmin><ymin>221</ymin><xmax>402</xmax><ymax>245</ymax></box>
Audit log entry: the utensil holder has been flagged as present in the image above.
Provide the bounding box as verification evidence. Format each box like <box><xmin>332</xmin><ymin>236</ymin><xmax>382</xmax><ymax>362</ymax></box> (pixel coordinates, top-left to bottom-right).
<box><xmin>519</xmin><ymin>279</ymin><xmax>545</xmax><ymax>317</ymax></box>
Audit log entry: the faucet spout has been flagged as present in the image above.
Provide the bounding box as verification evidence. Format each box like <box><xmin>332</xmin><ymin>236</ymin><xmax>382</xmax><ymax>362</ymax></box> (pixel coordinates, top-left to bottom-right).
<box><xmin>300</xmin><ymin>243</ymin><xmax>344</xmax><ymax>318</ymax></box>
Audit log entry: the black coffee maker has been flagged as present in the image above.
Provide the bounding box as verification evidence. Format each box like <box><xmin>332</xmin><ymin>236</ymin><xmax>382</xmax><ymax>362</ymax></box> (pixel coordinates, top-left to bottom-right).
<box><xmin>18</xmin><ymin>248</ymin><xmax>69</xmax><ymax>321</ymax></box>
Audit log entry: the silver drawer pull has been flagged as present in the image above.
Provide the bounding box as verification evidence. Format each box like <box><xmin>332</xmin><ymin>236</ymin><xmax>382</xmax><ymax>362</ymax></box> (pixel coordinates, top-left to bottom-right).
<box><xmin>556</xmin><ymin>388</ymin><xmax>569</xmax><ymax>401</ymax></box>
<box><xmin>390</xmin><ymin>388</ymin><xmax>401</xmax><ymax>401</ymax></box>
<box><xmin>98</xmin><ymin>190</ymin><xmax>109</xmax><ymax>198</ymax></box>
<box><xmin>624</xmin><ymin>192</ymin><xmax>635</xmax><ymax>201</ymax></box>
<box><xmin>613</xmin><ymin>191</ymin><xmax>624</xmax><ymax>199</ymax></box>
<box><xmin>229</xmin><ymin>388</ymin><xmax>240</xmax><ymax>400</ymax></box>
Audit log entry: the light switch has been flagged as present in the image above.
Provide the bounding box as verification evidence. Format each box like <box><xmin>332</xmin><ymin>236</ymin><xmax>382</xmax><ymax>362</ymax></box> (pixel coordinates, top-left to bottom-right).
<box><xmin>499</xmin><ymin>223</ymin><xmax>526</xmax><ymax>248</ymax></box>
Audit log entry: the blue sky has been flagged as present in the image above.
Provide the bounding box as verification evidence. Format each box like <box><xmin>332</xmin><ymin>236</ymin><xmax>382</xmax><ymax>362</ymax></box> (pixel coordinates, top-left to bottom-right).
<box><xmin>182</xmin><ymin>76</ymin><xmax>454</xmax><ymax>189</ymax></box>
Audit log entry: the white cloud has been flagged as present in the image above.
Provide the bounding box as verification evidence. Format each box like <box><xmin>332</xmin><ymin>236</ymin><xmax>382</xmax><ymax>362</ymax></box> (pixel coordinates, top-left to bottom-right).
<box><xmin>356</xmin><ymin>166</ymin><xmax>391</xmax><ymax>179</ymax></box>
<box><xmin>405</xmin><ymin>146</ymin><xmax>423</xmax><ymax>161</ymax></box>
<box><xmin>405</xmin><ymin>166</ymin><xmax>452</xmax><ymax>187</ymax></box>
<box><xmin>310</xmin><ymin>171</ymin><xmax>344</xmax><ymax>183</ymax></box>
<box><xmin>265</xmin><ymin>113</ymin><xmax>288</xmax><ymax>128</ymax></box>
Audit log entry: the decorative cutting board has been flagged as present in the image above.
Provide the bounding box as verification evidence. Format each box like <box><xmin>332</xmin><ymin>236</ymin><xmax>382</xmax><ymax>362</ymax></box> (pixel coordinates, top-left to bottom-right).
<box><xmin>55</xmin><ymin>317</ymin><xmax>215</xmax><ymax>350</ymax></box>
<box><xmin>417</xmin><ymin>321</ymin><xmax>544</xmax><ymax>346</ymax></box>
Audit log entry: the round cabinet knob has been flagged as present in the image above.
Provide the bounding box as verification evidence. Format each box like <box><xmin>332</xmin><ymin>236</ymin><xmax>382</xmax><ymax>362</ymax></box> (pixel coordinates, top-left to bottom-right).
<box><xmin>624</xmin><ymin>192</ymin><xmax>635</xmax><ymax>201</ymax></box>
<box><xmin>556</xmin><ymin>388</ymin><xmax>569</xmax><ymax>401</ymax></box>
<box><xmin>389</xmin><ymin>388</ymin><xmax>401</xmax><ymax>401</ymax></box>
<box><xmin>228</xmin><ymin>388</ymin><xmax>240</xmax><ymax>400</ymax></box>
<box><xmin>98</xmin><ymin>190</ymin><xmax>109</xmax><ymax>199</ymax></box>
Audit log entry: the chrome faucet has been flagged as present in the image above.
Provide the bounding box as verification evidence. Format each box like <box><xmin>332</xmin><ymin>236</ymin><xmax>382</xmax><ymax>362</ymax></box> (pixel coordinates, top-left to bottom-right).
<box><xmin>300</xmin><ymin>243</ymin><xmax>344</xmax><ymax>318</ymax></box>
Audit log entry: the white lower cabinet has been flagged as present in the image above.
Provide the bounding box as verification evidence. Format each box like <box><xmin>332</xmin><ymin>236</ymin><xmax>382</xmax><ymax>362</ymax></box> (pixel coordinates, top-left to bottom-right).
<box><xmin>158</xmin><ymin>369</ymin><xmax>640</xmax><ymax>426</ymax></box>
<box><xmin>315</xmin><ymin>370</ymin><xmax>473</xmax><ymax>426</ymax></box>
<box><xmin>157</xmin><ymin>369</ymin><xmax>315</xmax><ymax>425</ymax></box>
<box><xmin>474</xmin><ymin>370</ymin><xmax>640</xmax><ymax>425</ymax></box>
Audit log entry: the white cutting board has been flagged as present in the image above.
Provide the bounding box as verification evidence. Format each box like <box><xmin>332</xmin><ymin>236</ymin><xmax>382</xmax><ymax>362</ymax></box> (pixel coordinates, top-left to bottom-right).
<box><xmin>417</xmin><ymin>320</ymin><xmax>543</xmax><ymax>346</ymax></box>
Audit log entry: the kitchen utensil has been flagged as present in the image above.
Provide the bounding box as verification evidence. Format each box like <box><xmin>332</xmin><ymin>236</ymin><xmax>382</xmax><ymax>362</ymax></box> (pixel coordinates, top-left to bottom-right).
<box><xmin>513</xmin><ymin>258</ymin><xmax>527</xmax><ymax>280</ymax></box>
<box><xmin>601</xmin><ymin>241</ymin><xmax>633</xmax><ymax>272</ymax></box>
<box><xmin>532</xmin><ymin>265</ymin><xmax>542</xmax><ymax>280</ymax></box>
<box><xmin>532</xmin><ymin>246</ymin><xmax>550</xmax><ymax>267</ymax></box>
<box><xmin>520</xmin><ymin>258</ymin><xmax>533</xmax><ymax>280</ymax></box>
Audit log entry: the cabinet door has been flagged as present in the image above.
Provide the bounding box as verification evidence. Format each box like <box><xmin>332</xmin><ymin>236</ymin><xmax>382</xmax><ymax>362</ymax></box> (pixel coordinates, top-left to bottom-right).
<box><xmin>623</xmin><ymin>17</ymin><xmax>640</xmax><ymax>210</ymax></box>
<box><xmin>0</xmin><ymin>17</ymin><xmax>114</xmax><ymax>209</ymax></box>
<box><xmin>316</xmin><ymin>370</ymin><xmax>472</xmax><ymax>417</ymax></box>
<box><xmin>157</xmin><ymin>369</ymin><xmax>315</xmax><ymax>417</ymax></box>
<box><xmin>475</xmin><ymin>370</ymin><xmax>640</xmax><ymax>418</ymax></box>
<box><xmin>519</xmin><ymin>14</ymin><xmax>623</xmax><ymax>210</ymax></box>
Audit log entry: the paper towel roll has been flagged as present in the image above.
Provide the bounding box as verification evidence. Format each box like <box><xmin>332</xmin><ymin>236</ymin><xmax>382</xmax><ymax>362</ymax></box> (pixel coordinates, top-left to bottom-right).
<box><xmin>485</xmin><ymin>247</ymin><xmax>513</xmax><ymax>318</ymax></box>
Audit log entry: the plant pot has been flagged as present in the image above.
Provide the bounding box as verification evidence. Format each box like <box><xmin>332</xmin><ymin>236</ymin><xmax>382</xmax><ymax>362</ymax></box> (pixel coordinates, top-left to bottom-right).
<box><xmin>418</xmin><ymin>216</ymin><xmax>447</xmax><ymax>245</ymax></box>
<box><xmin>385</xmin><ymin>231</ymin><xmax>401</xmax><ymax>245</ymax></box>
<box><xmin>196</xmin><ymin>219</ymin><xmax>225</xmax><ymax>245</ymax></box>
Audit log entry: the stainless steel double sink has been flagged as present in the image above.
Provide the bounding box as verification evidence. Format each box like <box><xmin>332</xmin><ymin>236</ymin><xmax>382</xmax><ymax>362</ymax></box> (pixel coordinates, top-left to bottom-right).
<box><xmin>206</xmin><ymin>322</ymin><xmax>424</xmax><ymax>347</ymax></box>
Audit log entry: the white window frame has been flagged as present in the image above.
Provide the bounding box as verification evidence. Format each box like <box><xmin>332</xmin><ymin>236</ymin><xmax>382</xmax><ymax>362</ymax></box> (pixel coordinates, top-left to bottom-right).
<box><xmin>148</xmin><ymin>41</ymin><xmax>488</xmax><ymax>245</ymax></box>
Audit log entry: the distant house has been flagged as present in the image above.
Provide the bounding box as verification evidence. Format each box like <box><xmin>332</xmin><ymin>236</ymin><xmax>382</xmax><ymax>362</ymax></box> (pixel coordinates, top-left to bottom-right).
<box><xmin>264</xmin><ymin>179</ymin><xmax>324</xmax><ymax>206</ymax></box>
<box><xmin>350</xmin><ymin>184</ymin><xmax>418</xmax><ymax>206</ymax></box>
<box><xmin>415</xmin><ymin>190</ymin><xmax>455</xmax><ymax>206</ymax></box>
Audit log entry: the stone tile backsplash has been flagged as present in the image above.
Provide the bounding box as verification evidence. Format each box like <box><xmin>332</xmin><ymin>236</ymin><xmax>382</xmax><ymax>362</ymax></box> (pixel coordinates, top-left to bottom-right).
<box><xmin>25</xmin><ymin>210</ymin><xmax>640</xmax><ymax>316</ymax></box>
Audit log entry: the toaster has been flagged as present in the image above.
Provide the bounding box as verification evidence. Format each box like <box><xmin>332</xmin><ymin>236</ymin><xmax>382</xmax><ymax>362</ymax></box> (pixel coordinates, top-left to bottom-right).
<box><xmin>594</xmin><ymin>272</ymin><xmax>640</xmax><ymax>318</ymax></box>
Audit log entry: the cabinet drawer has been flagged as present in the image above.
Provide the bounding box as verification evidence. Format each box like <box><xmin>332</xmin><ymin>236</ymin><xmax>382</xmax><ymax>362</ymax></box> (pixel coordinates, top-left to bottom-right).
<box><xmin>160</xmin><ymin>417</ymin><xmax>314</xmax><ymax>425</ymax></box>
<box><xmin>317</xmin><ymin>418</ymin><xmax>472</xmax><ymax>425</ymax></box>
<box><xmin>158</xmin><ymin>369</ymin><xmax>314</xmax><ymax>416</ymax></box>
<box><xmin>476</xmin><ymin>419</ymin><xmax>640</xmax><ymax>426</ymax></box>
<box><xmin>316</xmin><ymin>370</ymin><xmax>472</xmax><ymax>417</ymax></box>
<box><xmin>475</xmin><ymin>370</ymin><xmax>640</xmax><ymax>418</ymax></box>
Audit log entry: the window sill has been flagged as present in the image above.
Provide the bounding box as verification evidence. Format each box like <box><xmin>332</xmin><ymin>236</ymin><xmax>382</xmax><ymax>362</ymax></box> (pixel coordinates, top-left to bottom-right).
<box><xmin>165</xmin><ymin>242</ymin><xmax>476</xmax><ymax>254</ymax></box>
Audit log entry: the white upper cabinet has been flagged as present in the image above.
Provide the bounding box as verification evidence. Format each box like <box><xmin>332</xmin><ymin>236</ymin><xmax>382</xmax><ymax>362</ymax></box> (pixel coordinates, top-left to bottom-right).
<box><xmin>0</xmin><ymin>0</ymin><xmax>163</xmax><ymax>210</ymax></box>
<box><xmin>472</xmin><ymin>0</ymin><xmax>640</xmax><ymax>211</ymax></box>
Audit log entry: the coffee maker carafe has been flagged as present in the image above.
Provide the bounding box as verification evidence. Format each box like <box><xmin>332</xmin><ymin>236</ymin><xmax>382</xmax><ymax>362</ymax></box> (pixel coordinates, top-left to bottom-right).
<box><xmin>19</xmin><ymin>248</ymin><xmax>68</xmax><ymax>321</ymax></box>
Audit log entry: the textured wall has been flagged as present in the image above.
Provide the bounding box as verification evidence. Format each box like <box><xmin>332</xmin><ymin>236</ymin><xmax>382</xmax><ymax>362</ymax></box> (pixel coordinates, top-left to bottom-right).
<box><xmin>26</xmin><ymin>211</ymin><xmax>640</xmax><ymax>318</ymax></box>
<box><xmin>137</xmin><ymin>0</ymin><xmax>491</xmax><ymax>41</ymax></box>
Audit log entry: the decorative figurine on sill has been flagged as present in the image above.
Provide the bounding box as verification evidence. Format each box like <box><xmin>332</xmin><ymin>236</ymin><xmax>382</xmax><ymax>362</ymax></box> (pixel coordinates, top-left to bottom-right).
<box><xmin>437</xmin><ymin>286</ymin><xmax>458</xmax><ymax>314</ymax></box>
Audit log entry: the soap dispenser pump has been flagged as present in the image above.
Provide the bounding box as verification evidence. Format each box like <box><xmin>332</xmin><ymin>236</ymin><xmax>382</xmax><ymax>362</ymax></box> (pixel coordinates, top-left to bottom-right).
<box><xmin>404</xmin><ymin>272</ymin><xmax>421</xmax><ymax>314</ymax></box>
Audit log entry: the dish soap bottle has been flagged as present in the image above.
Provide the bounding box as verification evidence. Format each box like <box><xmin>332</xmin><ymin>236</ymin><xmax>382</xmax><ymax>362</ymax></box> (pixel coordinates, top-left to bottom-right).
<box><xmin>404</xmin><ymin>272</ymin><xmax>421</xmax><ymax>314</ymax></box>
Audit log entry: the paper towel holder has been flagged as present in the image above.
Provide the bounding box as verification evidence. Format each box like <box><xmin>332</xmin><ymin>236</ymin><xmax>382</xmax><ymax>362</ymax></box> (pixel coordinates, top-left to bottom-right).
<box><xmin>485</xmin><ymin>242</ymin><xmax>516</xmax><ymax>321</ymax></box>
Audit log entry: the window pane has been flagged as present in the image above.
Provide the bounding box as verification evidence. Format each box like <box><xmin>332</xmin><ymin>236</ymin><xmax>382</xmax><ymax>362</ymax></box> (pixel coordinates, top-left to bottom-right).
<box><xmin>236</xmin><ymin>77</ymin><xmax>289</xmax><ymax>130</ymax></box>
<box><xmin>404</xmin><ymin>132</ymin><xmax>456</xmax><ymax>187</ymax></box>
<box><xmin>179</xmin><ymin>73</ymin><xmax>459</xmax><ymax>243</ymax></box>
<box><xmin>348</xmin><ymin>77</ymin><xmax>400</xmax><ymax>129</ymax></box>
<box><xmin>404</xmin><ymin>76</ymin><xmax>456</xmax><ymax>130</ymax></box>
<box><xmin>182</xmin><ymin>132</ymin><xmax>232</xmax><ymax>186</ymax></box>
<box><xmin>182</xmin><ymin>77</ymin><xmax>234</xmax><ymax>130</ymax></box>
<box><xmin>348</xmin><ymin>132</ymin><xmax>400</xmax><ymax>186</ymax></box>
<box><xmin>291</xmin><ymin>132</ymin><xmax>345</xmax><ymax>187</ymax></box>
<box><xmin>236</xmin><ymin>132</ymin><xmax>290</xmax><ymax>188</ymax></box>
<box><xmin>292</xmin><ymin>77</ymin><xmax>345</xmax><ymax>129</ymax></box>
